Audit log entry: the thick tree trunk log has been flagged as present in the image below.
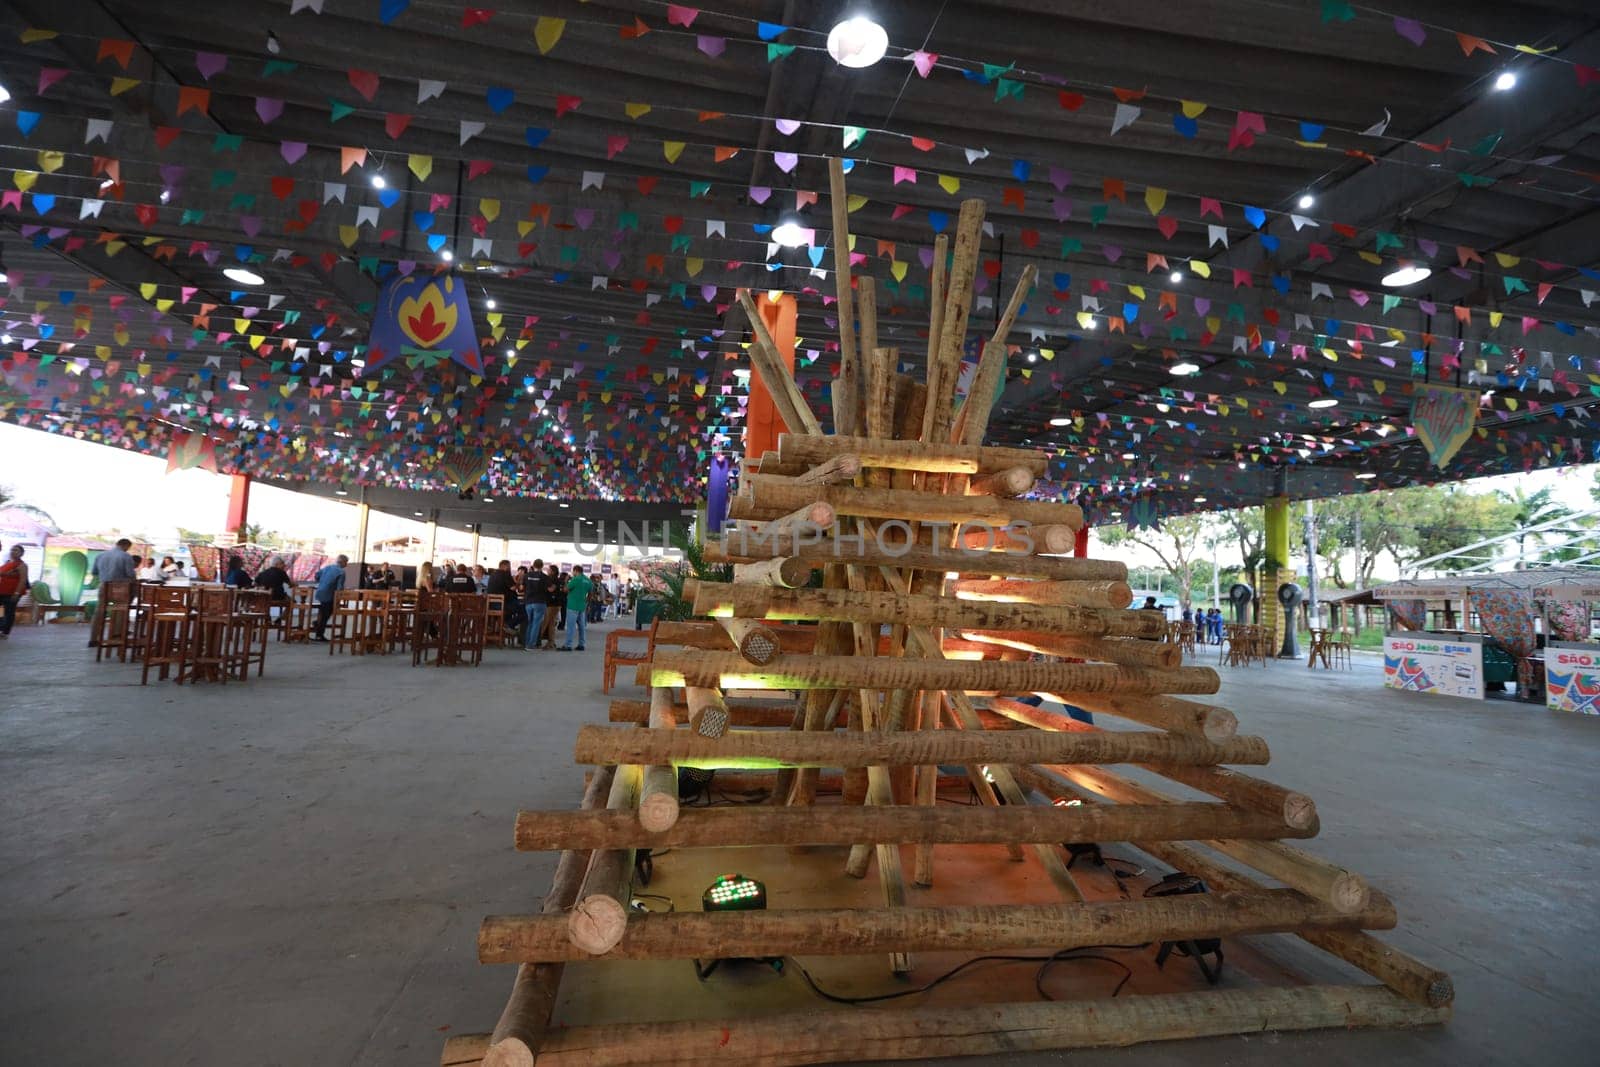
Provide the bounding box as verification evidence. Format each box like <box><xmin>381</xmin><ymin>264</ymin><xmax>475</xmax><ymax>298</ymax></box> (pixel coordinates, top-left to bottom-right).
<box><xmin>732</xmin><ymin>476</ymin><xmax>1083</xmax><ymax>530</ymax></box>
<box><xmin>637</xmin><ymin>689</ymin><xmax>679</xmax><ymax>834</ymax></box>
<box><xmin>479</xmin><ymin>888</ymin><xmax>1394</xmax><ymax>964</ymax></box>
<box><xmin>644</xmin><ymin>649</ymin><xmax>1219</xmax><ymax>697</ymax></box>
<box><xmin>789</xmin><ymin>452</ymin><xmax>861</xmax><ymax>485</ymax></box>
<box><xmin>963</xmin><ymin>630</ymin><xmax>1180</xmax><ymax>669</ymax></box>
<box><xmin>924</xmin><ymin>199</ymin><xmax>986</xmax><ymax>443</ymax></box>
<box><xmin>826</xmin><ymin>157</ymin><xmax>860</xmax><ymax>438</ymax></box>
<box><xmin>572</xmin><ymin>722</ymin><xmax>1268</xmax><ymax>770</ymax></box>
<box><xmin>479</xmin><ymin>765</ymin><xmax>615</xmax><ymax>1067</ymax></box>
<box><xmin>692</xmin><ymin>585</ymin><xmax>1171</xmax><ymax>642</ymax></box>
<box><xmin>776</xmin><ymin>433</ymin><xmax>1047</xmax><ymax>477</ymax></box>
<box><xmin>1032</xmin><ymin>692</ymin><xmax>1238</xmax><ymax>741</ymax></box>
<box><xmin>565</xmin><ymin>766</ymin><xmax>642</xmax><ymax>956</ymax></box>
<box><xmin>707</xmin><ymin>538</ymin><xmax>1128</xmax><ymax>582</ymax></box>
<box><xmin>514</xmin><ymin>800</ymin><xmax>1308</xmax><ymax>852</ymax></box>
<box><xmin>952</xmin><ymin>579</ymin><xmax>1133</xmax><ymax>609</ymax></box>
<box><xmin>732</xmin><ymin>557</ymin><xmax>814</xmax><ymax>589</ymax></box>
<box><xmin>966</xmin><ymin>465</ymin><xmax>1035</xmax><ymax>498</ymax></box>
<box><xmin>446</xmin><ymin>985</ymin><xmax>1445</xmax><ymax>1067</ymax></box>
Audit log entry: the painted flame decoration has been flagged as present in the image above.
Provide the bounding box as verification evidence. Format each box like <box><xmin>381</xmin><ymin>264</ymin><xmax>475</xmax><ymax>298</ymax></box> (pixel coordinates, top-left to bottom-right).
<box><xmin>398</xmin><ymin>275</ymin><xmax>458</xmax><ymax>348</ymax></box>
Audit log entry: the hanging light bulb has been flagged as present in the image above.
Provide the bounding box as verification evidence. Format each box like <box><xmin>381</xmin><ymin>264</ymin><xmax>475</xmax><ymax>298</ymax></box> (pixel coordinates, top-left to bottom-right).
<box><xmin>771</xmin><ymin>218</ymin><xmax>809</xmax><ymax>247</ymax></box>
<box><xmin>371</xmin><ymin>172</ymin><xmax>386</xmax><ymax>190</ymax></box>
<box><xmin>826</xmin><ymin>15</ymin><xmax>889</xmax><ymax>68</ymax></box>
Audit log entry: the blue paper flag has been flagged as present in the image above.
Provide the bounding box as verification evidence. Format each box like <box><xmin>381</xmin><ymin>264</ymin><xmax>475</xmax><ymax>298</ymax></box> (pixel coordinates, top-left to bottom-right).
<box><xmin>757</xmin><ymin>22</ymin><xmax>787</xmax><ymax>40</ymax></box>
<box><xmin>486</xmin><ymin>87</ymin><xmax>514</xmax><ymax>114</ymax></box>
<box><xmin>17</xmin><ymin>111</ymin><xmax>41</xmax><ymax>136</ymax></box>
<box><xmin>1243</xmin><ymin>205</ymin><xmax>1266</xmax><ymax>230</ymax></box>
<box><xmin>525</xmin><ymin>127</ymin><xmax>550</xmax><ymax>148</ymax></box>
<box><xmin>379</xmin><ymin>0</ymin><xmax>410</xmax><ymax>24</ymax></box>
<box><xmin>1172</xmin><ymin>114</ymin><xmax>1198</xmax><ymax>139</ymax></box>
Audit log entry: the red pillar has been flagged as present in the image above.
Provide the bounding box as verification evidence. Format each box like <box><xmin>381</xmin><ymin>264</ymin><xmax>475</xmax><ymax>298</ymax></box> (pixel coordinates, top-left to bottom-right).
<box><xmin>1073</xmin><ymin>525</ymin><xmax>1090</xmax><ymax>557</ymax></box>
<box><xmin>743</xmin><ymin>293</ymin><xmax>798</xmax><ymax>466</ymax></box>
<box><xmin>226</xmin><ymin>473</ymin><xmax>251</xmax><ymax>535</ymax></box>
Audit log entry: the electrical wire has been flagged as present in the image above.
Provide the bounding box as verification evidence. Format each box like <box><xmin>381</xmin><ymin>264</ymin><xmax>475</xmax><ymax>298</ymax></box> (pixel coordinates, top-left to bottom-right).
<box><xmin>786</xmin><ymin>944</ymin><xmax>1151</xmax><ymax>1006</ymax></box>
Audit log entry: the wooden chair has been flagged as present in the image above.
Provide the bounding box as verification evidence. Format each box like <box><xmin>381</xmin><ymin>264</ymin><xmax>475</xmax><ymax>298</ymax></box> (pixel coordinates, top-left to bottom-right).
<box><xmin>411</xmin><ymin>589</ymin><xmax>449</xmax><ymax>666</ymax></box>
<box><xmin>1306</xmin><ymin>628</ymin><xmax>1332</xmax><ymax>670</ymax></box>
<box><xmin>93</xmin><ymin>580</ymin><xmax>137</xmax><ymax>662</ymax></box>
<box><xmin>282</xmin><ymin>586</ymin><xmax>316</xmax><ymax>643</ymax></box>
<box><xmin>230</xmin><ymin>589</ymin><xmax>272</xmax><ymax>680</ymax></box>
<box><xmin>485</xmin><ymin>594</ymin><xmax>506</xmax><ymax>647</ymax></box>
<box><xmin>1334</xmin><ymin>630</ymin><xmax>1354</xmax><ymax>669</ymax></box>
<box><xmin>442</xmin><ymin>593</ymin><xmax>488</xmax><ymax>666</ymax></box>
<box><xmin>327</xmin><ymin>589</ymin><xmax>364</xmax><ymax>655</ymax></box>
<box><xmin>140</xmin><ymin>585</ymin><xmax>193</xmax><ymax>685</ymax></box>
<box><xmin>30</xmin><ymin>581</ymin><xmax>89</xmax><ymax>626</ymax></box>
<box><xmin>604</xmin><ymin>619</ymin><xmax>659</xmax><ymax>693</ymax></box>
<box><xmin>180</xmin><ymin>586</ymin><xmax>236</xmax><ymax>684</ymax></box>
<box><xmin>386</xmin><ymin>590</ymin><xmax>419</xmax><ymax>653</ymax></box>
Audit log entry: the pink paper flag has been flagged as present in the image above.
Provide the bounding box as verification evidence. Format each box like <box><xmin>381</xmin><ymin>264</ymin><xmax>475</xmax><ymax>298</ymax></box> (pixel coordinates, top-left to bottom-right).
<box><xmin>697</xmin><ymin>35</ymin><xmax>725</xmax><ymax>57</ymax></box>
<box><xmin>667</xmin><ymin>5</ymin><xmax>699</xmax><ymax>28</ymax></box>
<box><xmin>892</xmin><ymin>165</ymin><xmax>917</xmax><ymax>185</ymax></box>
<box><xmin>910</xmin><ymin>51</ymin><xmax>937</xmax><ymax>78</ymax></box>
<box><xmin>38</xmin><ymin>67</ymin><xmax>70</xmax><ymax>94</ymax></box>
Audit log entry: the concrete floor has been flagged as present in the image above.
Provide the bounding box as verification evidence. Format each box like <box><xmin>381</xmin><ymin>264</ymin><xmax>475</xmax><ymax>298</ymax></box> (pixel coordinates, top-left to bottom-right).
<box><xmin>1</xmin><ymin>622</ymin><xmax>1597</xmax><ymax>1065</ymax></box>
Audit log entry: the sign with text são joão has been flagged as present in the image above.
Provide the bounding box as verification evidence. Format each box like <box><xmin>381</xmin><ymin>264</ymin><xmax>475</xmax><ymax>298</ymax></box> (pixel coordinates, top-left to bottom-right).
<box><xmin>1383</xmin><ymin>633</ymin><xmax>1485</xmax><ymax>700</ymax></box>
<box><xmin>1544</xmin><ymin>642</ymin><xmax>1600</xmax><ymax>715</ymax></box>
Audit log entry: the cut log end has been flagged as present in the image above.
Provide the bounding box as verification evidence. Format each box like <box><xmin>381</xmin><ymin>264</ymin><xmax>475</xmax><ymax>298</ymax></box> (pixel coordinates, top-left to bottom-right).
<box><xmin>740</xmin><ymin>630</ymin><xmax>780</xmax><ymax>663</ymax></box>
<box><xmin>567</xmin><ymin>895</ymin><xmax>629</xmax><ymax>956</ymax></box>
<box><xmin>1424</xmin><ymin>974</ymin><xmax>1456</xmax><ymax>1008</ymax></box>
<box><xmin>1282</xmin><ymin>792</ymin><xmax>1318</xmax><ymax>831</ymax></box>
<box><xmin>1329</xmin><ymin>873</ymin><xmax>1372</xmax><ymax>914</ymax></box>
<box><xmin>1202</xmin><ymin>707</ymin><xmax>1239</xmax><ymax>742</ymax></box>
<box><xmin>638</xmin><ymin>790</ymin><xmax>680</xmax><ymax>834</ymax></box>
<box><xmin>479</xmin><ymin>1037</ymin><xmax>533</xmax><ymax>1067</ymax></box>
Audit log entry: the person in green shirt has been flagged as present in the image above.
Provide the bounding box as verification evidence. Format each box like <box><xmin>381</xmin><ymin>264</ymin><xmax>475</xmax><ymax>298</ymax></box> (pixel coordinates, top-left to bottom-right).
<box><xmin>562</xmin><ymin>565</ymin><xmax>593</xmax><ymax>651</ymax></box>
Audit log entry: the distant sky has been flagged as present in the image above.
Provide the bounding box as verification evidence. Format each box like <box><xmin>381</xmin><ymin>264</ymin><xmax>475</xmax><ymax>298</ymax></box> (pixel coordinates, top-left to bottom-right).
<box><xmin>3</xmin><ymin>420</ymin><xmax>1595</xmax><ymax>567</ymax></box>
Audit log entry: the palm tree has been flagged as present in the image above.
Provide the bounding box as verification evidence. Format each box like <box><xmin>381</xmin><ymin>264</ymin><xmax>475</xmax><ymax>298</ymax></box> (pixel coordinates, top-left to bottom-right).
<box><xmin>0</xmin><ymin>484</ymin><xmax>57</xmax><ymax>529</ymax></box>
<box><xmin>1501</xmin><ymin>484</ymin><xmax>1575</xmax><ymax>566</ymax></box>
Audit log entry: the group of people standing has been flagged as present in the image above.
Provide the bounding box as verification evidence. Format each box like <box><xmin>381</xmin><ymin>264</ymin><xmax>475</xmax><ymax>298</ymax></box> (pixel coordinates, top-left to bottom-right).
<box><xmin>1183</xmin><ymin>605</ymin><xmax>1228</xmax><ymax>644</ymax></box>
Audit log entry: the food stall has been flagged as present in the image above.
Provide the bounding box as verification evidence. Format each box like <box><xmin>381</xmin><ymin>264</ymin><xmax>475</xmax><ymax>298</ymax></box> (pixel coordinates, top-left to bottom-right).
<box><xmin>1531</xmin><ymin>575</ymin><xmax>1600</xmax><ymax>715</ymax></box>
<box><xmin>1372</xmin><ymin>567</ymin><xmax>1600</xmax><ymax>704</ymax></box>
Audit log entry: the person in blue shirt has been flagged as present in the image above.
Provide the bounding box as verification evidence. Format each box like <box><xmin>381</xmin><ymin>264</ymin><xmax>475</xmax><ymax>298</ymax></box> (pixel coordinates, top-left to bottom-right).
<box><xmin>310</xmin><ymin>554</ymin><xmax>349</xmax><ymax>642</ymax></box>
<box><xmin>223</xmin><ymin>555</ymin><xmax>252</xmax><ymax>590</ymax></box>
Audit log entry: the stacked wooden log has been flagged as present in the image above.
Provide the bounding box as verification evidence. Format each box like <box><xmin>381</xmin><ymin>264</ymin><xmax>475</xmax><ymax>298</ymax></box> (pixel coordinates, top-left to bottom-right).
<box><xmin>447</xmin><ymin>160</ymin><xmax>1448</xmax><ymax>1067</ymax></box>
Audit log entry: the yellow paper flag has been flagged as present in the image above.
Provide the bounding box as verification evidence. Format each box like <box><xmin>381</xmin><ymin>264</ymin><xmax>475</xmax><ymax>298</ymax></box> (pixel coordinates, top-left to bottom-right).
<box><xmin>890</xmin><ymin>260</ymin><xmax>908</xmax><ymax>282</ymax></box>
<box><xmin>1144</xmin><ymin>187</ymin><xmax>1167</xmax><ymax>215</ymax></box>
<box><xmin>1489</xmin><ymin>310</ymin><xmax>1504</xmax><ymax>328</ymax></box>
<box><xmin>1273</xmin><ymin>380</ymin><xmax>1287</xmax><ymax>395</ymax></box>
<box><xmin>339</xmin><ymin>225</ymin><xmax>359</xmax><ymax>248</ymax></box>
<box><xmin>12</xmin><ymin>171</ymin><xmax>38</xmax><ymax>192</ymax></box>
<box><xmin>535</xmin><ymin>17</ymin><xmax>566</xmax><ymax>54</ymax></box>
<box><xmin>624</xmin><ymin>102</ymin><xmax>652</xmax><ymax>119</ymax></box>
<box><xmin>110</xmin><ymin>76</ymin><xmax>139</xmax><ymax>96</ymax></box>
<box><xmin>408</xmin><ymin>154</ymin><xmax>433</xmax><ymax>180</ymax></box>
<box><xmin>1180</xmin><ymin>100</ymin><xmax>1207</xmax><ymax>118</ymax></box>
<box><xmin>37</xmin><ymin>150</ymin><xmax>64</xmax><ymax>173</ymax></box>
<box><xmin>480</xmin><ymin>198</ymin><xmax>500</xmax><ymax>221</ymax></box>
<box><xmin>1188</xmin><ymin>259</ymin><xmax>1211</xmax><ymax>279</ymax></box>
<box><xmin>847</xmin><ymin>194</ymin><xmax>868</xmax><ymax>213</ymax></box>
<box><xmin>938</xmin><ymin>174</ymin><xmax>960</xmax><ymax>195</ymax></box>
<box><xmin>139</xmin><ymin>283</ymin><xmax>157</xmax><ymax>300</ymax></box>
<box><xmin>663</xmin><ymin>140</ymin><xmax>685</xmax><ymax>163</ymax></box>
<box><xmin>20</xmin><ymin>28</ymin><xmax>58</xmax><ymax>43</ymax></box>
<box><xmin>684</xmin><ymin>257</ymin><xmax>704</xmax><ymax>277</ymax></box>
<box><xmin>1493</xmin><ymin>252</ymin><xmax>1520</xmax><ymax>268</ymax></box>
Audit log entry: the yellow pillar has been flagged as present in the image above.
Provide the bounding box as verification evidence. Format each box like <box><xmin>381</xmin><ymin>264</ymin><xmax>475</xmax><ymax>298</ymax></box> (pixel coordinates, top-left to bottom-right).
<box><xmin>1263</xmin><ymin>496</ymin><xmax>1290</xmax><ymax>653</ymax></box>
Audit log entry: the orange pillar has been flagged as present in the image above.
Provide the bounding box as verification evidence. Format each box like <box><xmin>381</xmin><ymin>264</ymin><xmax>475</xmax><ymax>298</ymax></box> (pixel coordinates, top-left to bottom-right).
<box><xmin>743</xmin><ymin>292</ymin><xmax>798</xmax><ymax>466</ymax></box>
<box><xmin>225</xmin><ymin>473</ymin><xmax>251</xmax><ymax>535</ymax></box>
<box><xmin>1074</xmin><ymin>525</ymin><xmax>1090</xmax><ymax>557</ymax></box>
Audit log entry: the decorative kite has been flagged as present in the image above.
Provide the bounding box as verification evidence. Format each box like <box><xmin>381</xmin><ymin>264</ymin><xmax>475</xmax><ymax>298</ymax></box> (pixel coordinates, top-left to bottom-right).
<box><xmin>438</xmin><ymin>446</ymin><xmax>489</xmax><ymax>497</ymax></box>
<box><xmin>367</xmin><ymin>272</ymin><xmax>484</xmax><ymax>374</ymax></box>
<box><xmin>1410</xmin><ymin>383</ymin><xmax>1478</xmax><ymax>469</ymax></box>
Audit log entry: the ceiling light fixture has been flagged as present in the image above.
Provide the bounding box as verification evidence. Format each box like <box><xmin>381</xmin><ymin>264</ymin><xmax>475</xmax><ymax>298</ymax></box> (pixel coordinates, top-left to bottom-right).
<box><xmin>223</xmin><ymin>267</ymin><xmax>265</xmax><ymax>286</ymax></box>
<box><xmin>1356</xmin><ymin>471</ymin><xmax>1378</xmax><ymax>480</ymax></box>
<box><xmin>228</xmin><ymin>381</ymin><xmax>249</xmax><ymax>392</ymax></box>
<box><xmin>1381</xmin><ymin>264</ymin><xmax>1432</xmax><ymax>288</ymax></box>
<box><xmin>1308</xmin><ymin>397</ymin><xmax>1339</xmax><ymax>409</ymax></box>
<box><xmin>1194</xmin><ymin>495</ymin><xmax>1208</xmax><ymax>503</ymax></box>
<box><xmin>370</xmin><ymin>172</ymin><xmax>386</xmax><ymax>189</ymax></box>
<box><xmin>1049</xmin><ymin>416</ymin><xmax>1071</xmax><ymax>427</ymax></box>
<box><xmin>159</xmin><ymin>190</ymin><xmax>171</xmax><ymax>204</ymax></box>
<box><xmin>826</xmin><ymin>15</ymin><xmax>889</xmax><ymax>68</ymax></box>
<box><xmin>1297</xmin><ymin>193</ymin><xmax>1316</xmax><ymax>209</ymax></box>
<box><xmin>1493</xmin><ymin>71</ymin><xmax>1517</xmax><ymax>91</ymax></box>
<box><xmin>1170</xmin><ymin>361</ymin><xmax>1200</xmax><ymax>376</ymax></box>
<box><xmin>1026</xmin><ymin>351</ymin><xmax>1038</xmax><ymax>363</ymax></box>
<box><xmin>440</xmin><ymin>248</ymin><xmax>454</xmax><ymax>263</ymax></box>
<box><xmin>0</xmin><ymin>247</ymin><xmax>8</xmax><ymax>285</ymax></box>
<box><xmin>266</xmin><ymin>31</ymin><xmax>282</xmax><ymax>55</ymax></box>
<box><xmin>1169</xmin><ymin>270</ymin><xmax>1183</xmax><ymax>284</ymax></box>
<box><xmin>771</xmin><ymin>218</ymin><xmax>809</xmax><ymax>247</ymax></box>
<box><xmin>0</xmin><ymin>82</ymin><xmax>10</xmax><ymax>105</ymax></box>
<box><xmin>485</xmin><ymin>295</ymin><xmax>496</xmax><ymax>309</ymax></box>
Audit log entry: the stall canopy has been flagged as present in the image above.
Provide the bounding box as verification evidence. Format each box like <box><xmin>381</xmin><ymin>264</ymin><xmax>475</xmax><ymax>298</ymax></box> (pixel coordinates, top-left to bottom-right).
<box><xmin>1</xmin><ymin>3</ymin><xmax>1598</xmax><ymax>522</ymax></box>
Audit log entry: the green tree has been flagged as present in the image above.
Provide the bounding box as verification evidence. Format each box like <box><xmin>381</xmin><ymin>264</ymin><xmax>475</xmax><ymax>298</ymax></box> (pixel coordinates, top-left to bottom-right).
<box><xmin>1099</xmin><ymin>514</ymin><xmax>1211</xmax><ymax>610</ymax></box>
<box><xmin>0</xmin><ymin>484</ymin><xmax>57</xmax><ymax>529</ymax></box>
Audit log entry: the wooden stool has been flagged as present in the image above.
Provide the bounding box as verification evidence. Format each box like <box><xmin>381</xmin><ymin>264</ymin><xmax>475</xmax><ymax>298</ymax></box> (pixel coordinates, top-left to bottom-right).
<box><xmin>328</xmin><ymin>590</ymin><xmax>365</xmax><ymax>655</ymax></box>
<box><xmin>443</xmin><ymin>593</ymin><xmax>488</xmax><ymax>666</ymax></box>
<box><xmin>485</xmin><ymin>594</ymin><xmax>506</xmax><ymax>646</ymax></box>
<box><xmin>283</xmin><ymin>586</ymin><xmax>316</xmax><ymax>643</ymax></box>
<box><xmin>180</xmin><ymin>587</ymin><xmax>236</xmax><ymax>684</ymax></box>
<box><xmin>140</xmin><ymin>586</ymin><xmax>193</xmax><ymax>685</ymax></box>
<box><xmin>93</xmin><ymin>580</ymin><xmax>137</xmax><ymax>663</ymax></box>
<box><xmin>230</xmin><ymin>589</ymin><xmax>272</xmax><ymax>679</ymax></box>
<box><xmin>412</xmin><ymin>589</ymin><xmax>449</xmax><ymax>666</ymax></box>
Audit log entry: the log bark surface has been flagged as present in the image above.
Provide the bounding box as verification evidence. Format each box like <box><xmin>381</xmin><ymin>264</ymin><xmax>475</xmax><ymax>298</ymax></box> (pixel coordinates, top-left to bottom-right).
<box><xmin>447</xmin><ymin>985</ymin><xmax>1446</xmax><ymax>1067</ymax></box>
<box><xmin>479</xmin><ymin>888</ymin><xmax>1393</xmax><ymax>964</ymax></box>
<box><xmin>647</xmin><ymin>649</ymin><xmax>1219</xmax><ymax>697</ymax></box>
<box><xmin>735</xmin><ymin>476</ymin><xmax>1083</xmax><ymax>530</ymax></box>
<box><xmin>573</xmin><ymin>722</ymin><xmax>1268</xmax><ymax>769</ymax></box>
<box><xmin>693</xmin><ymin>584</ymin><xmax>1171</xmax><ymax>642</ymax></box>
<box><xmin>777</xmin><ymin>433</ymin><xmax>1047</xmax><ymax>476</ymax></box>
<box><xmin>514</xmin><ymin>800</ymin><xmax>1308</xmax><ymax>851</ymax></box>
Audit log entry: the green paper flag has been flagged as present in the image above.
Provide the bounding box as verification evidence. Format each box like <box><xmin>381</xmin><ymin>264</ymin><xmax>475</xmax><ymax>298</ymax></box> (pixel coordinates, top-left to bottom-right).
<box><xmin>767</xmin><ymin>43</ymin><xmax>796</xmax><ymax>61</ymax></box>
<box><xmin>328</xmin><ymin>98</ymin><xmax>355</xmax><ymax>122</ymax></box>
